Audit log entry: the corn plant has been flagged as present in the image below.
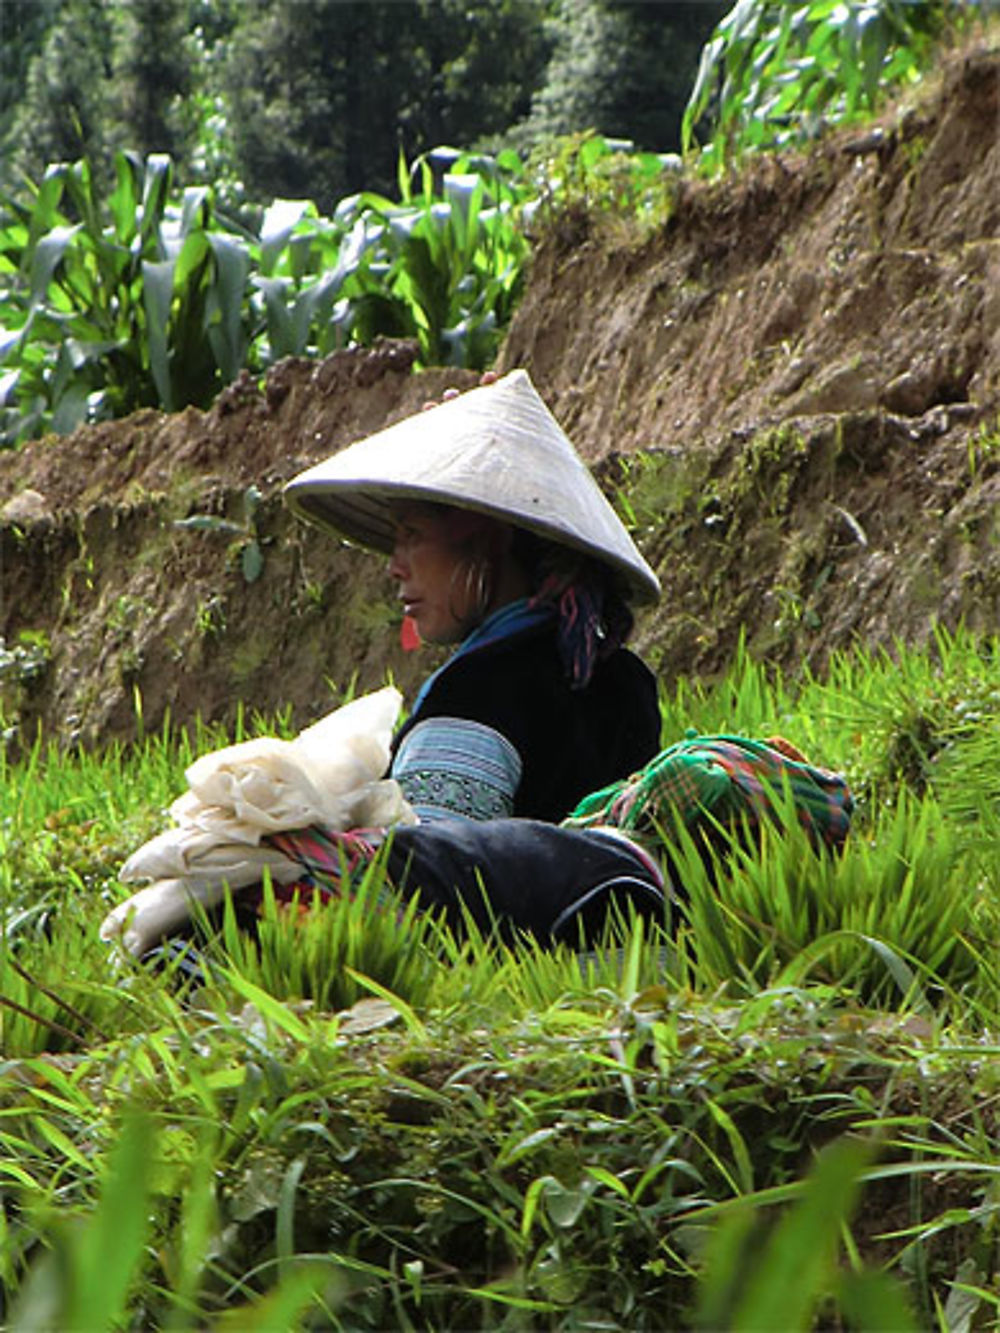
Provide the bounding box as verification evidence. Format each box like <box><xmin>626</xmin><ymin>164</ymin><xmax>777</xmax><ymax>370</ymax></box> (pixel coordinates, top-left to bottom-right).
<box><xmin>336</xmin><ymin>147</ymin><xmax>533</xmax><ymax>369</ymax></box>
<box><xmin>682</xmin><ymin>0</ymin><xmax>959</xmax><ymax>169</ymax></box>
<box><xmin>249</xmin><ymin>196</ymin><xmax>352</xmax><ymax>363</ymax></box>
<box><xmin>0</xmin><ymin>152</ymin><xmax>256</xmax><ymax>445</ymax></box>
<box><xmin>0</xmin><ymin>145</ymin><xmax>538</xmax><ymax>448</ymax></box>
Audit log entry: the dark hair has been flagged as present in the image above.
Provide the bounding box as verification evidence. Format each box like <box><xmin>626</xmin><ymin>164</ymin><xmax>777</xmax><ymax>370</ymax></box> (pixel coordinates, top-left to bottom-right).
<box><xmin>512</xmin><ymin>528</ymin><xmax>635</xmax><ymax>688</ymax></box>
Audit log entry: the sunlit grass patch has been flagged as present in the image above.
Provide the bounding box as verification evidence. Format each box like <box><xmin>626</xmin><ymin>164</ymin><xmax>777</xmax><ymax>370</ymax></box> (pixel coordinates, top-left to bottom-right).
<box><xmin>1</xmin><ymin>627</ymin><xmax>1000</xmax><ymax>1325</ymax></box>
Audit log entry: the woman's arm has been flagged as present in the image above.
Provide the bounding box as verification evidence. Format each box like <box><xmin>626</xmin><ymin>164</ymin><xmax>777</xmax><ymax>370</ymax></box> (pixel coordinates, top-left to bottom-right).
<box><xmin>391</xmin><ymin>717</ymin><xmax>522</xmax><ymax>822</ymax></box>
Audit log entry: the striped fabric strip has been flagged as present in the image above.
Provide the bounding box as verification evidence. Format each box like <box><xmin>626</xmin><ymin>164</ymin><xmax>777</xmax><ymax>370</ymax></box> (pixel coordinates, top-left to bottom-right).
<box><xmin>391</xmin><ymin>717</ymin><xmax>522</xmax><ymax>822</ymax></box>
<box><xmin>262</xmin><ymin>827</ymin><xmax>400</xmax><ymax>915</ymax></box>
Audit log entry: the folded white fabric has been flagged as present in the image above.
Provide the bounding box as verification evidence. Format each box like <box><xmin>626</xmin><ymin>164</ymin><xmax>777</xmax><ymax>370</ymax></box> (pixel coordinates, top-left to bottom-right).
<box><xmin>101</xmin><ymin>686</ymin><xmax>416</xmax><ymax>958</ymax></box>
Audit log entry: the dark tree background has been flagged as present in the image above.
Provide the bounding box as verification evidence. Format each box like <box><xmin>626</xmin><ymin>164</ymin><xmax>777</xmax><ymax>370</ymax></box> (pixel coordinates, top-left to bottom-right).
<box><xmin>0</xmin><ymin>0</ymin><xmax>728</xmax><ymax>209</ymax></box>
<box><xmin>106</xmin><ymin>0</ymin><xmax>194</xmax><ymax>164</ymax></box>
<box><xmin>221</xmin><ymin>0</ymin><xmax>554</xmax><ymax>210</ymax></box>
<box><xmin>4</xmin><ymin>0</ymin><xmax>115</xmax><ymax>184</ymax></box>
<box><xmin>523</xmin><ymin>0</ymin><xmax>729</xmax><ymax>149</ymax></box>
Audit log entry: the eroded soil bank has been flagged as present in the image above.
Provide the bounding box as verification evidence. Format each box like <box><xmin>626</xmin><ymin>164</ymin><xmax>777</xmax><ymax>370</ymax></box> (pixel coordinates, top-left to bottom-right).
<box><xmin>1</xmin><ymin>43</ymin><xmax>997</xmax><ymax>751</ymax></box>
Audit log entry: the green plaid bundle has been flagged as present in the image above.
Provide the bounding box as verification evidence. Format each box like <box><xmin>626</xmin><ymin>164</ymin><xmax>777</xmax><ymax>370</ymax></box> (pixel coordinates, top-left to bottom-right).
<box><xmin>564</xmin><ymin>733</ymin><xmax>854</xmax><ymax>852</ymax></box>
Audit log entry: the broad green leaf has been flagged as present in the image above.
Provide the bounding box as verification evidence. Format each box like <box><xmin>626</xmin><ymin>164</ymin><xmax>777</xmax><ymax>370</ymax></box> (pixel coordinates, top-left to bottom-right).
<box><xmin>543</xmin><ymin>1177</ymin><xmax>591</xmax><ymax>1228</ymax></box>
<box><xmin>213</xmin><ymin>1265</ymin><xmax>326</xmax><ymax>1332</ymax></box>
<box><xmin>62</xmin><ymin>160</ymin><xmax>98</xmax><ymax>238</ymax></box>
<box><xmin>224</xmin><ymin>970</ymin><xmax>312</xmax><ymax>1040</ymax></box>
<box><xmin>69</xmin><ymin>1112</ymin><xmax>153</xmax><ymax>1330</ymax></box>
<box><xmin>173</xmin><ymin>229</ymin><xmax>210</xmax><ymax>291</ymax></box>
<box><xmin>705</xmin><ymin>1098</ymin><xmax>754</xmax><ymax>1195</ymax></box>
<box><xmin>275</xmin><ymin>1154</ymin><xmax>307</xmax><ymax>1275</ymax></box>
<box><xmin>139</xmin><ymin>153</ymin><xmax>173</xmax><ymax>244</ymax></box>
<box><xmin>730</xmin><ymin>1138</ymin><xmax>871</xmax><ymax>1331</ymax></box>
<box><xmin>108</xmin><ymin>152</ymin><xmax>141</xmax><ymax>247</ymax></box>
<box><xmin>142</xmin><ymin>257</ymin><xmax>176</xmax><ymax>410</ymax></box>
<box><xmin>254</xmin><ymin>275</ymin><xmax>296</xmax><ymax>355</ymax></box>
<box><xmin>26</xmin><ymin>165</ymin><xmax>68</xmax><ymax>250</ymax></box>
<box><xmin>496</xmin><ymin>1126</ymin><xmax>560</xmax><ymax>1170</ymax></box>
<box><xmin>241</xmin><ymin>540</ymin><xmax>264</xmax><ymax>583</ymax></box>
<box><xmin>178</xmin><ymin>184</ymin><xmax>209</xmax><ymax>238</ymax></box>
<box><xmin>206</xmin><ymin>232</ymin><xmax>250</xmax><ymax>381</ymax></box>
<box><xmin>32</xmin><ymin>1115</ymin><xmax>90</xmax><ymax>1169</ymax></box>
<box><xmin>28</xmin><ymin>226</ymin><xmax>80</xmax><ymax>307</ymax></box>
<box><xmin>49</xmin><ymin>383</ymin><xmax>91</xmax><ymax>436</ymax></box>
<box><xmin>260</xmin><ymin>198</ymin><xmax>311</xmax><ymax>275</ymax></box>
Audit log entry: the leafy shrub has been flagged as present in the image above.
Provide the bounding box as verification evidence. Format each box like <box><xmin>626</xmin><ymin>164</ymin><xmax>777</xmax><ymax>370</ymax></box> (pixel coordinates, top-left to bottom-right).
<box><xmin>0</xmin><ymin>145</ymin><xmax>537</xmax><ymax>447</ymax></box>
<box><xmin>682</xmin><ymin>0</ymin><xmax>961</xmax><ymax>169</ymax></box>
<box><xmin>0</xmin><ymin>151</ymin><xmax>250</xmax><ymax>444</ymax></box>
<box><xmin>527</xmin><ymin>131</ymin><xmax>682</xmax><ymax>232</ymax></box>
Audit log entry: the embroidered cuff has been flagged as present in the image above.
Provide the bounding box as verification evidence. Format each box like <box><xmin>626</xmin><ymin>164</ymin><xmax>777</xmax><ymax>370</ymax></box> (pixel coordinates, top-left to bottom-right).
<box><xmin>391</xmin><ymin>717</ymin><xmax>522</xmax><ymax>822</ymax></box>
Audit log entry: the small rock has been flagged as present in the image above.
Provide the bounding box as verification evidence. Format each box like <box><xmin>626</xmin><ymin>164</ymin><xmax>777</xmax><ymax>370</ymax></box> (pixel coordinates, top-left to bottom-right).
<box><xmin>841</xmin><ymin>127</ymin><xmax>887</xmax><ymax>155</ymax></box>
<box><xmin>788</xmin><ymin>359</ymin><xmax>880</xmax><ymax>414</ymax></box>
<box><xmin>2</xmin><ymin>489</ymin><xmax>52</xmax><ymax>526</ymax></box>
<box><xmin>881</xmin><ymin>368</ymin><xmax>936</xmax><ymax>417</ymax></box>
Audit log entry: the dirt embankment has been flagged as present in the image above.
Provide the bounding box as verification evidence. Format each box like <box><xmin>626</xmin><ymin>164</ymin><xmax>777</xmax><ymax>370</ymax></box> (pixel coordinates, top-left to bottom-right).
<box><xmin>0</xmin><ymin>43</ymin><xmax>997</xmax><ymax>751</ymax></box>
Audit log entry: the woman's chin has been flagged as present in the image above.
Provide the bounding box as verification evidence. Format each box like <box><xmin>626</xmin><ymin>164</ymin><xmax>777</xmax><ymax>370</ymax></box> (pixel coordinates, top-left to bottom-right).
<box><xmin>420</xmin><ymin>622</ymin><xmax>466</xmax><ymax>647</ymax></box>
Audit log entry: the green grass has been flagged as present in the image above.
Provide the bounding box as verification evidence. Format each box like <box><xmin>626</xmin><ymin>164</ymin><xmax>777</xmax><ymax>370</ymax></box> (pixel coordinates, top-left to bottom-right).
<box><xmin>1</xmin><ymin>627</ymin><xmax>999</xmax><ymax>1328</ymax></box>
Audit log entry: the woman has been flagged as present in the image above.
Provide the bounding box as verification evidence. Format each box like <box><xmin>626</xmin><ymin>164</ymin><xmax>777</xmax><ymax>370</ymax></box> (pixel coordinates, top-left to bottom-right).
<box><xmin>284</xmin><ymin>368</ymin><xmax>662</xmax><ymax>824</ymax></box>
<box><xmin>118</xmin><ymin>370</ymin><xmax>669</xmax><ymax>965</ymax></box>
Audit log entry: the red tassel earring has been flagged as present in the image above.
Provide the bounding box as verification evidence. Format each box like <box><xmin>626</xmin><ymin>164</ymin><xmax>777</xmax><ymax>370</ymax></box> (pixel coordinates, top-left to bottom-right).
<box><xmin>400</xmin><ymin>615</ymin><xmax>421</xmax><ymax>652</ymax></box>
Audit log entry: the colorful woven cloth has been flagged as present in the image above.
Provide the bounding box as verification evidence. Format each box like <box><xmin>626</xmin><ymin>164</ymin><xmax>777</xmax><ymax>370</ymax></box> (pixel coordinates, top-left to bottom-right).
<box><xmin>259</xmin><ymin>827</ymin><xmax>390</xmax><ymax>912</ymax></box>
<box><xmin>564</xmin><ymin>733</ymin><xmax>854</xmax><ymax>852</ymax></box>
<box><xmin>392</xmin><ymin>718</ymin><xmax>522</xmax><ymax>822</ymax></box>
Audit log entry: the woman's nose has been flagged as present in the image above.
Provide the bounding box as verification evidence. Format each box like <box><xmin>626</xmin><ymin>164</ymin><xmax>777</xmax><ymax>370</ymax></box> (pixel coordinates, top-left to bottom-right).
<box><xmin>388</xmin><ymin>544</ymin><xmax>408</xmax><ymax>580</ymax></box>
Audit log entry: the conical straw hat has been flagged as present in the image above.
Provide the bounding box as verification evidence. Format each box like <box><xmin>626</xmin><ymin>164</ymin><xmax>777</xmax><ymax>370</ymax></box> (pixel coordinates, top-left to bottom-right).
<box><xmin>283</xmin><ymin>369</ymin><xmax>660</xmax><ymax>604</ymax></box>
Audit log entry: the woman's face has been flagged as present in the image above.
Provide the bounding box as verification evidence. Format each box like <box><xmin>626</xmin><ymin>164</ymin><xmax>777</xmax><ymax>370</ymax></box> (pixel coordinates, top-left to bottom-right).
<box><xmin>388</xmin><ymin>504</ymin><xmax>477</xmax><ymax>645</ymax></box>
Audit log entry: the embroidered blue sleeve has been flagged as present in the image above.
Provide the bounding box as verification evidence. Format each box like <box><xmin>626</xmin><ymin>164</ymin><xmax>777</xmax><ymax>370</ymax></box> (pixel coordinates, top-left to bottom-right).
<box><xmin>391</xmin><ymin>717</ymin><xmax>522</xmax><ymax>823</ymax></box>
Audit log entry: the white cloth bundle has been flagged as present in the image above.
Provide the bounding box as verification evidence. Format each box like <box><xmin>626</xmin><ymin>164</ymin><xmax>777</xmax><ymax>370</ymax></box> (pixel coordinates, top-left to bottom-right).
<box><xmin>101</xmin><ymin>686</ymin><xmax>416</xmax><ymax>958</ymax></box>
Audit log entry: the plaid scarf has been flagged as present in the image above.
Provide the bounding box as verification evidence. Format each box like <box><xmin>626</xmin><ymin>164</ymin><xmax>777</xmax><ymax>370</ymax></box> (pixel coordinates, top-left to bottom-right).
<box><xmin>564</xmin><ymin>733</ymin><xmax>854</xmax><ymax>852</ymax></box>
<box><xmin>259</xmin><ymin>827</ymin><xmax>393</xmax><ymax>913</ymax></box>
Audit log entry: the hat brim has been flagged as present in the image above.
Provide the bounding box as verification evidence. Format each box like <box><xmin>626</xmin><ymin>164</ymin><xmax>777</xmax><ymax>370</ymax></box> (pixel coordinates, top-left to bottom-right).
<box><xmin>285</xmin><ymin>480</ymin><xmax>662</xmax><ymax>605</ymax></box>
<box><xmin>283</xmin><ymin>370</ymin><xmax>661</xmax><ymax>606</ymax></box>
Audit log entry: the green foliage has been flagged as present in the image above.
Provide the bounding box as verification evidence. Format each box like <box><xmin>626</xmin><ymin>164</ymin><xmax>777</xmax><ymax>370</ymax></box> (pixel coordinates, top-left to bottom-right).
<box><xmin>174</xmin><ymin>485</ymin><xmax>268</xmax><ymax>585</ymax></box>
<box><xmin>694</xmin><ymin>1138</ymin><xmax>917</xmax><ymax>1330</ymax></box>
<box><xmin>220</xmin><ymin>0</ymin><xmax>553</xmax><ymax>214</ymax></box>
<box><xmin>521</xmin><ymin>0</ymin><xmax>728</xmax><ymax>154</ymax></box>
<box><xmin>0</xmin><ymin>145</ymin><xmax>536</xmax><ymax>446</ymax></box>
<box><xmin>2</xmin><ymin>635</ymin><xmax>1000</xmax><ymax>1325</ymax></box>
<box><xmin>528</xmin><ymin>132</ymin><xmax>683</xmax><ymax>232</ymax></box>
<box><xmin>682</xmin><ymin>0</ymin><xmax>961</xmax><ymax>170</ymax></box>
<box><xmin>212</xmin><ymin>861</ymin><xmax>443</xmax><ymax>1015</ymax></box>
<box><xmin>0</xmin><ymin>151</ymin><xmax>247</xmax><ymax>443</ymax></box>
<box><xmin>341</xmin><ymin>147</ymin><xmax>532</xmax><ymax>368</ymax></box>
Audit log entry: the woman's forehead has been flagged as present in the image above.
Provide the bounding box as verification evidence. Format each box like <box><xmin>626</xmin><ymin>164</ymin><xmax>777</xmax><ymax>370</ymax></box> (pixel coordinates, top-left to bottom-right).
<box><xmin>390</xmin><ymin>501</ymin><xmax>505</xmax><ymax>543</ymax></box>
<box><xmin>390</xmin><ymin>500</ymin><xmax>449</xmax><ymax>525</ymax></box>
